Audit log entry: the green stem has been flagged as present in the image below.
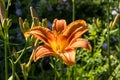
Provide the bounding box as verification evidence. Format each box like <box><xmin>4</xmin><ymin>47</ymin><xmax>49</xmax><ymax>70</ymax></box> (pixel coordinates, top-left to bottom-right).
<box><xmin>14</xmin><ymin>38</ymin><xmax>29</xmax><ymax>64</ymax></box>
<box><xmin>40</xmin><ymin>58</ymin><xmax>45</xmax><ymax>80</ymax></box>
<box><xmin>72</xmin><ymin>0</ymin><xmax>75</xmax><ymax>21</ymax></box>
<box><xmin>107</xmin><ymin>31</ymin><xmax>111</xmax><ymax>73</ymax></box>
<box><xmin>67</xmin><ymin>66</ymin><xmax>72</xmax><ymax>80</ymax></box>
<box><xmin>59</xmin><ymin>60</ymin><xmax>64</xmax><ymax>80</ymax></box>
<box><xmin>118</xmin><ymin>13</ymin><xmax>120</xmax><ymax>52</ymax></box>
<box><xmin>6</xmin><ymin>0</ymin><xmax>11</xmax><ymax>17</ymax></box>
<box><xmin>17</xmin><ymin>46</ymin><xmax>31</xmax><ymax>54</ymax></box>
<box><xmin>26</xmin><ymin>39</ymin><xmax>39</xmax><ymax>68</ymax></box>
<box><xmin>50</xmin><ymin>57</ymin><xmax>59</xmax><ymax>79</ymax></box>
<box><xmin>9</xmin><ymin>59</ymin><xmax>15</xmax><ymax>79</ymax></box>
<box><xmin>73</xmin><ymin>65</ymin><xmax>77</xmax><ymax>80</ymax></box>
<box><xmin>25</xmin><ymin>52</ymin><xmax>33</xmax><ymax>68</ymax></box>
<box><xmin>4</xmin><ymin>32</ymin><xmax>8</xmax><ymax>80</ymax></box>
<box><xmin>107</xmin><ymin>0</ymin><xmax>112</xmax><ymax>75</ymax></box>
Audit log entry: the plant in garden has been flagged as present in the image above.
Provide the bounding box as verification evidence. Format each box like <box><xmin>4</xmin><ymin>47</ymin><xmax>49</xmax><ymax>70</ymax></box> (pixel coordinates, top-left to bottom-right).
<box><xmin>0</xmin><ymin>0</ymin><xmax>12</xmax><ymax>80</ymax></box>
<box><xmin>0</xmin><ymin>0</ymin><xmax>120</xmax><ymax>80</ymax></box>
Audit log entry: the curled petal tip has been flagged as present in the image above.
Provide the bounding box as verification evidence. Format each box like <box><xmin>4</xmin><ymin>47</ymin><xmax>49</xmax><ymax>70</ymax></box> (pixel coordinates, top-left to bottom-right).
<box><xmin>86</xmin><ymin>43</ymin><xmax>92</xmax><ymax>51</ymax></box>
<box><xmin>59</xmin><ymin>48</ymin><xmax>76</xmax><ymax>66</ymax></box>
<box><xmin>69</xmin><ymin>39</ymin><xmax>92</xmax><ymax>50</ymax></box>
<box><xmin>33</xmin><ymin>46</ymin><xmax>54</xmax><ymax>62</ymax></box>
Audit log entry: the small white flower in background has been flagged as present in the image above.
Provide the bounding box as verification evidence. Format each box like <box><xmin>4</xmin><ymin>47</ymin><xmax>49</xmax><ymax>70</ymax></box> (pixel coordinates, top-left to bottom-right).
<box><xmin>63</xmin><ymin>0</ymin><xmax>67</xmax><ymax>2</ymax></box>
<box><xmin>112</xmin><ymin>2</ymin><xmax>120</xmax><ymax>15</ymax></box>
<box><xmin>112</xmin><ymin>9</ymin><xmax>118</xmax><ymax>15</ymax></box>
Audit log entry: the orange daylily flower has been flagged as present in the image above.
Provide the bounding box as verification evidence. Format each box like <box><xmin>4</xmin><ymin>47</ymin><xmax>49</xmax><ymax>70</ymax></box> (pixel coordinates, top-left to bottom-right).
<box><xmin>27</xmin><ymin>19</ymin><xmax>92</xmax><ymax>66</ymax></box>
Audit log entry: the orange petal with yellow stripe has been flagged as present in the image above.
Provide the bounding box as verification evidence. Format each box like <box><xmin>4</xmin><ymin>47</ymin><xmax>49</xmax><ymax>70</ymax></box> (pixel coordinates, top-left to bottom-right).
<box><xmin>59</xmin><ymin>48</ymin><xmax>75</xmax><ymax>66</ymax></box>
<box><xmin>69</xmin><ymin>38</ymin><xmax>92</xmax><ymax>50</ymax></box>
<box><xmin>63</xmin><ymin>20</ymin><xmax>87</xmax><ymax>36</ymax></box>
<box><xmin>26</xmin><ymin>27</ymin><xmax>55</xmax><ymax>46</ymax></box>
<box><xmin>33</xmin><ymin>46</ymin><xmax>55</xmax><ymax>62</ymax></box>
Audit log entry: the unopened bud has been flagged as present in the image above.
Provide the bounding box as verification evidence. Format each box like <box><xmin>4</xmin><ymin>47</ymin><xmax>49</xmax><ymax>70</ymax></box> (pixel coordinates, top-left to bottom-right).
<box><xmin>23</xmin><ymin>19</ymin><xmax>29</xmax><ymax>32</ymax></box>
<box><xmin>0</xmin><ymin>0</ymin><xmax>6</xmax><ymax>24</ymax></box>
<box><xmin>42</xmin><ymin>18</ymin><xmax>48</xmax><ymax>28</ymax></box>
<box><xmin>30</xmin><ymin>6</ymin><xmax>38</xmax><ymax>19</ymax></box>
<box><xmin>31</xmin><ymin>17</ymin><xmax>40</xmax><ymax>27</ymax></box>
<box><xmin>19</xmin><ymin>17</ymin><xmax>25</xmax><ymax>33</ymax></box>
<box><xmin>96</xmin><ymin>18</ymin><xmax>101</xmax><ymax>27</ymax></box>
<box><xmin>110</xmin><ymin>14</ymin><xmax>119</xmax><ymax>29</ymax></box>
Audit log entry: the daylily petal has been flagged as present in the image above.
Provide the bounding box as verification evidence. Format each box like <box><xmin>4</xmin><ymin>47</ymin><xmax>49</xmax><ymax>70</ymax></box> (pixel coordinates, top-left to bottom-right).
<box><xmin>33</xmin><ymin>46</ymin><xmax>55</xmax><ymax>62</ymax></box>
<box><xmin>26</xmin><ymin>27</ymin><xmax>55</xmax><ymax>46</ymax></box>
<box><xmin>63</xmin><ymin>20</ymin><xmax>88</xmax><ymax>43</ymax></box>
<box><xmin>69</xmin><ymin>38</ymin><xmax>92</xmax><ymax>50</ymax></box>
<box><xmin>68</xmin><ymin>26</ymin><xmax>88</xmax><ymax>43</ymax></box>
<box><xmin>57</xmin><ymin>35</ymin><xmax>68</xmax><ymax>53</ymax></box>
<box><xmin>52</xmin><ymin>19</ymin><xmax>66</xmax><ymax>35</ymax></box>
<box><xmin>63</xmin><ymin>20</ymin><xmax>87</xmax><ymax>36</ymax></box>
<box><xmin>59</xmin><ymin>48</ymin><xmax>75</xmax><ymax>66</ymax></box>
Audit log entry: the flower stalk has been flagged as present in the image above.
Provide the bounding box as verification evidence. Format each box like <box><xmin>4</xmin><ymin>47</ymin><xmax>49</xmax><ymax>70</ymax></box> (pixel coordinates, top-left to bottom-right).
<box><xmin>107</xmin><ymin>0</ymin><xmax>112</xmax><ymax>75</ymax></box>
<box><xmin>26</xmin><ymin>39</ymin><xmax>39</xmax><ymax>68</ymax></box>
<box><xmin>72</xmin><ymin>0</ymin><xmax>75</xmax><ymax>21</ymax></box>
<box><xmin>0</xmin><ymin>1</ymin><xmax>12</xmax><ymax>79</ymax></box>
<box><xmin>4</xmin><ymin>31</ymin><xmax>8</xmax><ymax>80</ymax></box>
